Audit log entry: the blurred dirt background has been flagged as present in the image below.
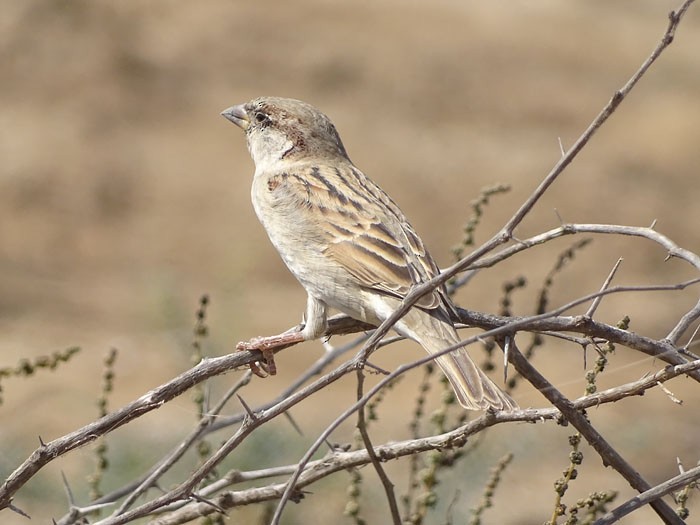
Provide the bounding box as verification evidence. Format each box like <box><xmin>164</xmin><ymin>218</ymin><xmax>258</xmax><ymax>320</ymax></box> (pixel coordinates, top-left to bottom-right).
<box><xmin>1</xmin><ymin>1</ymin><xmax>699</xmax><ymax>523</ymax></box>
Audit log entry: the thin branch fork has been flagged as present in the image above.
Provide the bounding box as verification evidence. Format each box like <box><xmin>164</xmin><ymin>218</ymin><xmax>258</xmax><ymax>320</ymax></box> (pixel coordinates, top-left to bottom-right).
<box><xmin>106</xmin><ymin>371</ymin><xmax>253</xmax><ymax>518</ymax></box>
<box><xmin>140</xmin><ymin>359</ymin><xmax>700</xmax><ymax>524</ymax></box>
<box><xmin>38</xmin><ymin>280</ymin><xmax>700</xmax><ymax>524</ymax></box>
<box><xmin>470</xmin><ymin>222</ymin><xmax>700</xmax><ymax>274</ymax></box>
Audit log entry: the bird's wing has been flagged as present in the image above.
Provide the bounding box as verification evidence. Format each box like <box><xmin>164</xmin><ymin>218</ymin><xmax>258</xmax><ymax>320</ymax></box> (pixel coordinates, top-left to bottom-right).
<box><xmin>284</xmin><ymin>163</ymin><xmax>445</xmax><ymax>310</ymax></box>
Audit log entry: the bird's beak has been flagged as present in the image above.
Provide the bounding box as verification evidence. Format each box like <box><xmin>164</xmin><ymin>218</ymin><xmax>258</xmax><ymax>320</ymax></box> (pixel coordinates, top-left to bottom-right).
<box><xmin>221</xmin><ymin>104</ymin><xmax>250</xmax><ymax>130</ymax></box>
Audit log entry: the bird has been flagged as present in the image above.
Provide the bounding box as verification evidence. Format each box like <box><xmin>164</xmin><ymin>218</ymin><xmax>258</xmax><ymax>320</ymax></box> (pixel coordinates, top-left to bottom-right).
<box><xmin>221</xmin><ymin>96</ymin><xmax>517</xmax><ymax>411</ymax></box>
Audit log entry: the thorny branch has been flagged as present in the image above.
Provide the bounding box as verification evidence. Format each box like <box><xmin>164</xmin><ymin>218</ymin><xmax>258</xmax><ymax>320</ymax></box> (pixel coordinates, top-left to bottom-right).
<box><xmin>1</xmin><ymin>1</ymin><xmax>698</xmax><ymax>524</ymax></box>
<box><xmin>14</xmin><ymin>244</ymin><xmax>691</xmax><ymax>525</ymax></box>
<box><xmin>113</xmin><ymin>360</ymin><xmax>700</xmax><ymax>524</ymax></box>
<box><xmin>137</xmin><ymin>349</ymin><xmax>699</xmax><ymax>524</ymax></box>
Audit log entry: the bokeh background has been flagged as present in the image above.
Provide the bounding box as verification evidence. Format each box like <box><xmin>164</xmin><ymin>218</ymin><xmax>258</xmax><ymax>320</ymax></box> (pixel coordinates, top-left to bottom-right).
<box><xmin>1</xmin><ymin>1</ymin><xmax>699</xmax><ymax>523</ymax></box>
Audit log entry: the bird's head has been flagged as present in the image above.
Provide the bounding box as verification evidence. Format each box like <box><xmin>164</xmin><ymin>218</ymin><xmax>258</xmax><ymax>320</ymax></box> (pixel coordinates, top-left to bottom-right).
<box><xmin>221</xmin><ymin>97</ymin><xmax>349</xmax><ymax>170</ymax></box>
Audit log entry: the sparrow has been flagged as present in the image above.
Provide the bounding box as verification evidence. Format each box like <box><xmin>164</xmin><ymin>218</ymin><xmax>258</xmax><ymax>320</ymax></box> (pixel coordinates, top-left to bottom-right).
<box><xmin>221</xmin><ymin>96</ymin><xmax>517</xmax><ymax>411</ymax></box>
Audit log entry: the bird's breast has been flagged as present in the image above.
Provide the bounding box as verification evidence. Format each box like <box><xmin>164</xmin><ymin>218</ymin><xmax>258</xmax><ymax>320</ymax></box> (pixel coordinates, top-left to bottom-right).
<box><xmin>251</xmin><ymin>171</ymin><xmax>338</xmax><ymax>284</ymax></box>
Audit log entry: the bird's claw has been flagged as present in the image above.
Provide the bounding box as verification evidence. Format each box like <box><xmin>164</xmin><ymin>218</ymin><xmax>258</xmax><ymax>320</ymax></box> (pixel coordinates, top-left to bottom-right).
<box><xmin>236</xmin><ymin>330</ymin><xmax>306</xmax><ymax>377</ymax></box>
<box><xmin>236</xmin><ymin>338</ymin><xmax>278</xmax><ymax>377</ymax></box>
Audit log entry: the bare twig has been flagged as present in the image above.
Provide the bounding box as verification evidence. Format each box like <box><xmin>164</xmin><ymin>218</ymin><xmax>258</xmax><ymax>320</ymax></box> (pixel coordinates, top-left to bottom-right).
<box><xmin>667</xmin><ymin>297</ymin><xmax>700</xmax><ymax>345</ymax></box>
<box><xmin>463</xmin><ymin>222</ymin><xmax>700</xmax><ymax>279</ymax></box>
<box><xmin>501</xmin><ymin>0</ymin><xmax>694</xmax><ymax>238</ymax></box>
<box><xmin>655</xmin><ymin>381</ymin><xmax>683</xmax><ymax>405</ymax></box>
<box><xmin>586</xmin><ymin>258</ymin><xmax>624</xmax><ymax>318</ymax></box>
<box><xmin>594</xmin><ymin>464</ymin><xmax>700</xmax><ymax>525</ymax></box>
<box><xmin>559</xmin><ymin>223</ymin><xmax>700</xmax><ymax>270</ymax></box>
<box><xmin>355</xmin><ymin>368</ymin><xmax>401</xmax><ymax>524</ymax></box>
<box><xmin>0</xmin><ymin>317</ymin><xmax>369</xmax><ymax>512</ymax></box>
<box><xmin>90</xmin><ymin>358</ymin><xmax>360</xmax><ymax>525</ymax></box>
<box><xmin>209</xmin><ymin>331</ymin><xmax>370</xmax><ymax>433</ymax></box>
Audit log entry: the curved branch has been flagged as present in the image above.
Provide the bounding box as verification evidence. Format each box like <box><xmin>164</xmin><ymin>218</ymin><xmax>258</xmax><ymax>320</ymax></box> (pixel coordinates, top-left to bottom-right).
<box><xmin>562</xmin><ymin>224</ymin><xmax>700</xmax><ymax>269</ymax></box>
<box><xmin>468</xmin><ymin>222</ymin><xmax>700</xmax><ymax>273</ymax></box>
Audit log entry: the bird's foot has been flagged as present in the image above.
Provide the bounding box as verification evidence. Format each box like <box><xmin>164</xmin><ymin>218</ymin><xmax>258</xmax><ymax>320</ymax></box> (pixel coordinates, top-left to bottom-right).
<box><xmin>236</xmin><ymin>330</ymin><xmax>306</xmax><ymax>377</ymax></box>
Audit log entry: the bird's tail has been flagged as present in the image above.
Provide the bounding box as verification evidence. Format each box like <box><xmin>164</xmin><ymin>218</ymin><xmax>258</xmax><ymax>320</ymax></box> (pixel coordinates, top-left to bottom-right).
<box><xmin>398</xmin><ymin>309</ymin><xmax>518</xmax><ymax>411</ymax></box>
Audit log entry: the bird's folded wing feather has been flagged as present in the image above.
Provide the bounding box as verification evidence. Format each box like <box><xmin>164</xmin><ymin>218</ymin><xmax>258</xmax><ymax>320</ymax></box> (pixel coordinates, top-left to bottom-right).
<box><xmin>281</xmin><ymin>163</ymin><xmax>444</xmax><ymax>310</ymax></box>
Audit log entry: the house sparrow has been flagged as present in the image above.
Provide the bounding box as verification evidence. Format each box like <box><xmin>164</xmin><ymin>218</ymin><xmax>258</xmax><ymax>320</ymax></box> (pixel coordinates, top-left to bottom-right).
<box><xmin>221</xmin><ymin>97</ymin><xmax>517</xmax><ymax>411</ymax></box>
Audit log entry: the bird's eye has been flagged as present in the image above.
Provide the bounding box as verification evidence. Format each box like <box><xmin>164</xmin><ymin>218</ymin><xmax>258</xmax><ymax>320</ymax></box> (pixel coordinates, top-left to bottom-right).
<box><xmin>254</xmin><ymin>112</ymin><xmax>268</xmax><ymax>124</ymax></box>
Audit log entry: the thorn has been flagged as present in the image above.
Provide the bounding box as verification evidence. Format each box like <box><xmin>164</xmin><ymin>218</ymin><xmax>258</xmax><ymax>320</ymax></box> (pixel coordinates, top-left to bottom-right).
<box><xmin>585</xmin><ymin>257</ymin><xmax>623</xmax><ymax>318</ymax></box>
<box><xmin>553</xmin><ymin>208</ymin><xmax>565</xmax><ymax>225</ymax></box>
<box><xmin>236</xmin><ymin>394</ymin><xmax>257</xmax><ymax>421</ymax></box>
<box><xmin>38</xmin><ymin>435</ymin><xmax>47</xmax><ymax>447</ymax></box>
<box><xmin>557</xmin><ymin>137</ymin><xmax>566</xmax><ymax>157</ymax></box>
<box><xmin>8</xmin><ymin>500</ymin><xmax>31</xmax><ymax>519</ymax></box>
<box><xmin>682</xmin><ymin>323</ymin><xmax>700</xmax><ymax>351</ymax></box>
<box><xmin>677</xmin><ymin>457</ymin><xmax>685</xmax><ymax>474</ymax></box>
<box><xmin>591</xmin><ymin>343</ymin><xmax>607</xmax><ymax>358</ymax></box>
<box><xmin>283</xmin><ymin>411</ymin><xmax>304</xmax><ymax>437</ymax></box>
<box><xmin>503</xmin><ymin>336</ymin><xmax>511</xmax><ymax>382</ymax></box>
<box><xmin>332</xmin><ymin>442</ymin><xmax>352</xmax><ymax>452</ymax></box>
<box><xmin>61</xmin><ymin>470</ymin><xmax>76</xmax><ymax>505</ymax></box>
<box><xmin>190</xmin><ymin>493</ymin><xmax>227</xmax><ymax>514</ymax></box>
<box><xmin>511</xmin><ymin>235</ymin><xmax>527</xmax><ymax>247</ymax></box>
<box><xmin>203</xmin><ymin>383</ymin><xmax>211</xmax><ymax>414</ymax></box>
<box><xmin>288</xmin><ymin>488</ymin><xmax>308</xmax><ymax>503</ymax></box>
<box><xmin>324</xmin><ymin>438</ymin><xmax>337</xmax><ymax>452</ymax></box>
<box><xmin>649</xmin><ymin>218</ymin><xmax>658</xmax><ymax>229</ymax></box>
<box><xmin>364</xmin><ymin>361</ymin><xmax>390</xmax><ymax>375</ymax></box>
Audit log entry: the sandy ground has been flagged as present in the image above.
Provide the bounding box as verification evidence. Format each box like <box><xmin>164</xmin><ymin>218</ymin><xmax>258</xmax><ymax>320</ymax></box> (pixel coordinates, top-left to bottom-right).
<box><xmin>1</xmin><ymin>1</ymin><xmax>699</xmax><ymax>523</ymax></box>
